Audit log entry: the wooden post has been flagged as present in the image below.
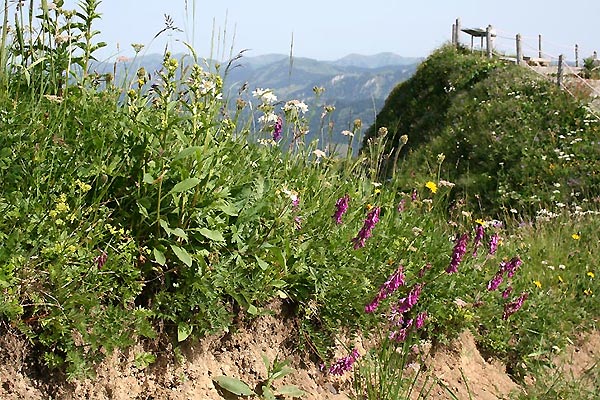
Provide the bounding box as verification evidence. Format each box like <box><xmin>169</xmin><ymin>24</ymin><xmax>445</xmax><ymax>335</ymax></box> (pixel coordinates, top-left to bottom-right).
<box><xmin>575</xmin><ymin>44</ymin><xmax>579</xmax><ymax>67</ymax></box>
<box><xmin>538</xmin><ymin>34</ymin><xmax>543</xmax><ymax>58</ymax></box>
<box><xmin>516</xmin><ymin>34</ymin><xmax>522</xmax><ymax>65</ymax></box>
<box><xmin>557</xmin><ymin>54</ymin><xmax>564</xmax><ymax>88</ymax></box>
<box><xmin>452</xmin><ymin>24</ymin><xmax>456</xmax><ymax>45</ymax></box>
<box><xmin>486</xmin><ymin>25</ymin><xmax>493</xmax><ymax>58</ymax></box>
<box><xmin>455</xmin><ymin>18</ymin><xmax>461</xmax><ymax>46</ymax></box>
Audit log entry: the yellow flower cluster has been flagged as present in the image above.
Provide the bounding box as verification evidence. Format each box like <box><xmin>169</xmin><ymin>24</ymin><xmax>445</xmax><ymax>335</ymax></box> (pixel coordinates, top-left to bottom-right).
<box><xmin>425</xmin><ymin>181</ymin><xmax>438</xmax><ymax>194</ymax></box>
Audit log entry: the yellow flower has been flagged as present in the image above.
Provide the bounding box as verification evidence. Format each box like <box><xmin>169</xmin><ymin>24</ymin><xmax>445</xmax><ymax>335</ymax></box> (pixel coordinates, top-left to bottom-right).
<box><xmin>425</xmin><ymin>181</ymin><xmax>438</xmax><ymax>194</ymax></box>
<box><xmin>533</xmin><ymin>280</ymin><xmax>542</xmax><ymax>289</ymax></box>
<box><xmin>475</xmin><ymin>218</ymin><xmax>484</xmax><ymax>225</ymax></box>
<box><xmin>366</xmin><ymin>203</ymin><xmax>373</xmax><ymax>211</ymax></box>
<box><xmin>558</xmin><ymin>275</ymin><xmax>564</xmax><ymax>284</ymax></box>
<box><xmin>587</xmin><ymin>271</ymin><xmax>595</xmax><ymax>279</ymax></box>
<box><xmin>584</xmin><ymin>288</ymin><xmax>593</xmax><ymax>296</ymax></box>
<box><xmin>374</xmin><ymin>189</ymin><xmax>381</xmax><ymax>195</ymax></box>
<box><xmin>571</xmin><ymin>233</ymin><xmax>581</xmax><ymax>240</ymax></box>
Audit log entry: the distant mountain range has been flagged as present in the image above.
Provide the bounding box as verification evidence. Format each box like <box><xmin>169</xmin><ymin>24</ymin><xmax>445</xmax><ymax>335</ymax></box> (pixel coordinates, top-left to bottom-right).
<box><xmin>91</xmin><ymin>52</ymin><xmax>422</xmax><ymax>146</ymax></box>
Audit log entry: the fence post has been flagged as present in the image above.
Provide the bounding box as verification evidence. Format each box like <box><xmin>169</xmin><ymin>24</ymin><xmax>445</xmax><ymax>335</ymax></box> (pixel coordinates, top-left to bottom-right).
<box><xmin>516</xmin><ymin>34</ymin><xmax>522</xmax><ymax>65</ymax></box>
<box><xmin>452</xmin><ymin>24</ymin><xmax>456</xmax><ymax>45</ymax></box>
<box><xmin>538</xmin><ymin>34</ymin><xmax>543</xmax><ymax>58</ymax></box>
<box><xmin>575</xmin><ymin>44</ymin><xmax>579</xmax><ymax>67</ymax></box>
<box><xmin>455</xmin><ymin>18</ymin><xmax>461</xmax><ymax>46</ymax></box>
<box><xmin>557</xmin><ymin>54</ymin><xmax>564</xmax><ymax>88</ymax></box>
<box><xmin>486</xmin><ymin>25</ymin><xmax>493</xmax><ymax>58</ymax></box>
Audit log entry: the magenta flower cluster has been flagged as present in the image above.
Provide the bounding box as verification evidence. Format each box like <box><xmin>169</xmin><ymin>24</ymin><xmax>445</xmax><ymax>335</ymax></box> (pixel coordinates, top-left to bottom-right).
<box><xmin>502</xmin><ymin>292</ymin><xmax>528</xmax><ymax>320</ymax></box>
<box><xmin>489</xmin><ymin>233</ymin><xmax>499</xmax><ymax>255</ymax></box>
<box><xmin>472</xmin><ymin>224</ymin><xmax>485</xmax><ymax>256</ymax></box>
<box><xmin>446</xmin><ymin>233</ymin><xmax>469</xmax><ymax>274</ymax></box>
<box><xmin>332</xmin><ymin>194</ymin><xmax>350</xmax><ymax>224</ymax></box>
<box><xmin>387</xmin><ymin>283</ymin><xmax>426</xmax><ymax>342</ymax></box>
<box><xmin>365</xmin><ymin>265</ymin><xmax>406</xmax><ymax>313</ymax></box>
<box><xmin>487</xmin><ymin>256</ymin><xmax>522</xmax><ymax>292</ymax></box>
<box><xmin>95</xmin><ymin>250</ymin><xmax>107</xmax><ymax>269</ymax></box>
<box><xmin>328</xmin><ymin>348</ymin><xmax>360</xmax><ymax>375</ymax></box>
<box><xmin>273</xmin><ymin>115</ymin><xmax>283</xmax><ymax>141</ymax></box>
<box><xmin>351</xmin><ymin>207</ymin><xmax>381</xmax><ymax>250</ymax></box>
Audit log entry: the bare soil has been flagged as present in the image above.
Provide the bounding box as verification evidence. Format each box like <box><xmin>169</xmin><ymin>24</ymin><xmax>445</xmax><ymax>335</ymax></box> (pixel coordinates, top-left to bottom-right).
<box><xmin>1</xmin><ymin>306</ymin><xmax>598</xmax><ymax>400</ymax></box>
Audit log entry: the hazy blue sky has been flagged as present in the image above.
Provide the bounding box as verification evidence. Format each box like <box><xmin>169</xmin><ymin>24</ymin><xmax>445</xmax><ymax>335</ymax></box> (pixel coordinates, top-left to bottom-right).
<box><xmin>61</xmin><ymin>0</ymin><xmax>599</xmax><ymax>63</ymax></box>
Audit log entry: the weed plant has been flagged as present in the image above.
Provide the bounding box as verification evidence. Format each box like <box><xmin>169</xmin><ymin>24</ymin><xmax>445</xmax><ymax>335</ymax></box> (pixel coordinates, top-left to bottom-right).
<box><xmin>0</xmin><ymin>2</ymin><xmax>598</xmax><ymax>398</ymax></box>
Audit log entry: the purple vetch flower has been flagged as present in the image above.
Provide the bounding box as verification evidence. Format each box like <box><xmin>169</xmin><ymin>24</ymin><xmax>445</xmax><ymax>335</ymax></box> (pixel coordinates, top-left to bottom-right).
<box><xmin>489</xmin><ymin>233</ymin><xmax>499</xmax><ymax>255</ymax></box>
<box><xmin>273</xmin><ymin>115</ymin><xmax>283</xmax><ymax>141</ymax></box>
<box><xmin>501</xmin><ymin>256</ymin><xmax>523</xmax><ymax>278</ymax></box>
<box><xmin>397</xmin><ymin>198</ymin><xmax>406</xmax><ymax>212</ymax></box>
<box><xmin>502</xmin><ymin>292</ymin><xmax>528</xmax><ymax>320</ymax></box>
<box><xmin>332</xmin><ymin>194</ymin><xmax>350</xmax><ymax>224</ymax></box>
<box><xmin>411</xmin><ymin>189</ymin><xmax>418</xmax><ymax>201</ymax></box>
<box><xmin>473</xmin><ymin>224</ymin><xmax>485</xmax><ymax>256</ymax></box>
<box><xmin>487</xmin><ymin>272</ymin><xmax>504</xmax><ymax>291</ymax></box>
<box><xmin>446</xmin><ymin>233</ymin><xmax>469</xmax><ymax>274</ymax></box>
<box><xmin>390</xmin><ymin>319</ymin><xmax>414</xmax><ymax>342</ymax></box>
<box><xmin>351</xmin><ymin>207</ymin><xmax>381</xmax><ymax>250</ymax></box>
<box><xmin>396</xmin><ymin>283</ymin><xmax>423</xmax><ymax>314</ymax></box>
<box><xmin>365</xmin><ymin>265</ymin><xmax>406</xmax><ymax>314</ymax></box>
<box><xmin>501</xmin><ymin>286</ymin><xmax>513</xmax><ymax>299</ymax></box>
<box><xmin>95</xmin><ymin>250</ymin><xmax>108</xmax><ymax>269</ymax></box>
<box><xmin>328</xmin><ymin>349</ymin><xmax>360</xmax><ymax>375</ymax></box>
<box><xmin>415</xmin><ymin>312</ymin><xmax>428</xmax><ymax>329</ymax></box>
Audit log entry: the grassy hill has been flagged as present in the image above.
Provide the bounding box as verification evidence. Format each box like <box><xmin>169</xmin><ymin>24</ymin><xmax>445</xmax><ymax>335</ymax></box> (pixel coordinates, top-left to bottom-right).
<box><xmin>363</xmin><ymin>45</ymin><xmax>600</xmax><ymax>213</ymax></box>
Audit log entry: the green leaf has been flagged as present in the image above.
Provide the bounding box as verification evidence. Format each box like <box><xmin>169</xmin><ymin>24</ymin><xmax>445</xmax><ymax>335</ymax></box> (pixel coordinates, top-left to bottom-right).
<box><xmin>170</xmin><ymin>245</ymin><xmax>192</xmax><ymax>267</ymax></box>
<box><xmin>173</xmin><ymin>146</ymin><xmax>202</xmax><ymax>161</ymax></box>
<box><xmin>262</xmin><ymin>385</ymin><xmax>276</xmax><ymax>400</ymax></box>
<box><xmin>177</xmin><ymin>323</ymin><xmax>193</xmax><ymax>342</ymax></box>
<box><xmin>276</xmin><ymin>385</ymin><xmax>306</xmax><ymax>397</ymax></box>
<box><xmin>256</xmin><ymin>256</ymin><xmax>269</xmax><ymax>271</ymax></box>
<box><xmin>169</xmin><ymin>178</ymin><xmax>200</xmax><ymax>194</ymax></box>
<box><xmin>213</xmin><ymin>376</ymin><xmax>256</xmax><ymax>396</ymax></box>
<box><xmin>216</xmin><ymin>201</ymin><xmax>239</xmax><ymax>216</ymax></box>
<box><xmin>142</xmin><ymin>173</ymin><xmax>155</xmax><ymax>184</ymax></box>
<box><xmin>199</xmin><ymin>228</ymin><xmax>225</xmax><ymax>242</ymax></box>
<box><xmin>153</xmin><ymin>248</ymin><xmax>166</xmax><ymax>266</ymax></box>
<box><xmin>247</xmin><ymin>304</ymin><xmax>259</xmax><ymax>315</ymax></box>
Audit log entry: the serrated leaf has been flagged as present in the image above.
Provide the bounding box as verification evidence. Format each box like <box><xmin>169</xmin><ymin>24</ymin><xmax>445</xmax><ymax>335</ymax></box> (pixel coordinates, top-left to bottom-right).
<box><xmin>170</xmin><ymin>245</ymin><xmax>192</xmax><ymax>267</ymax></box>
<box><xmin>153</xmin><ymin>248</ymin><xmax>166</xmax><ymax>266</ymax></box>
<box><xmin>213</xmin><ymin>376</ymin><xmax>256</xmax><ymax>396</ymax></box>
<box><xmin>177</xmin><ymin>323</ymin><xmax>192</xmax><ymax>342</ymax></box>
<box><xmin>169</xmin><ymin>178</ymin><xmax>200</xmax><ymax>194</ymax></box>
<box><xmin>198</xmin><ymin>228</ymin><xmax>225</xmax><ymax>242</ymax></box>
<box><xmin>276</xmin><ymin>385</ymin><xmax>306</xmax><ymax>397</ymax></box>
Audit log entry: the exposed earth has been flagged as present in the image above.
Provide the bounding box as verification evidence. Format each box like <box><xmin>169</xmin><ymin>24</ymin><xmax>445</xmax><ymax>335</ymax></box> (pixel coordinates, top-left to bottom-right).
<box><xmin>1</xmin><ymin>303</ymin><xmax>598</xmax><ymax>400</ymax></box>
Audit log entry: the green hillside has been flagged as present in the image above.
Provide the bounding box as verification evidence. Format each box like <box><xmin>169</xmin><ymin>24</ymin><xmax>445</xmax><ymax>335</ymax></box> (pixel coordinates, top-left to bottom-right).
<box><xmin>363</xmin><ymin>45</ymin><xmax>600</xmax><ymax>212</ymax></box>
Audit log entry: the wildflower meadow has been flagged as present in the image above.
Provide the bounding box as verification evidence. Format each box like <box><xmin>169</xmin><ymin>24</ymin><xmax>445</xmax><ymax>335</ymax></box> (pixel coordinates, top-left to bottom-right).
<box><xmin>0</xmin><ymin>1</ymin><xmax>598</xmax><ymax>399</ymax></box>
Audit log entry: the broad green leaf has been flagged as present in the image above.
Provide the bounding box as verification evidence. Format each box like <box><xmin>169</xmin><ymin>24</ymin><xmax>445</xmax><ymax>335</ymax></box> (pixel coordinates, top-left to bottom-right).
<box><xmin>262</xmin><ymin>385</ymin><xmax>276</xmax><ymax>400</ymax></box>
<box><xmin>171</xmin><ymin>228</ymin><xmax>188</xmax><ymax>241</ymax></box>
<box><xmin>199</xmin><ymin>228</ymin><xmax>225</xmax><ymax>242</ymax></box>
<box><xmin>247</xmin><ymin>304</ymin><xmax>259</xmax><ymax>315</ymax></box>
<box><xmin>216</xmin><ymin>201</ymin><xmax>239</xmax><ymax>216</ymax></box>
<box><xmin>173</xmin><ymin>146</ymin><xmax>202</xmax><ymax>161</ymax></box>
<box><xmin>142</xmin><ymin>173</ymin><xmax>155</xmax><ymax>184</ymax></box>
<box><xmin>177</xmin><ymin>323</ymin><xmax>192</xmax><ymax>342</ymax></box>
<box><xmin>276</xmin><ymin>385</ymin><xmax>306</xmax><ymax>397</ymax></box>
<box><xmin>153</xmin><ymin>248</ymin><xmax>166</xmax><ymax>266</ymax></box>
<box><xmin>169</xmin><ymin>178</ymin><xmax>200</xmax><ymax>194</ymax></box>
<box><xmin>256</xmin><ymin>256</ymin><xmax>269</xmax><ymax>271</ymax></box>
<box><xmin>136</xmin><ymin>201</ymin><xmax>149</xmax><ymax>218</ymax></box>
<box><xmin>170</xmin><ymin>245</ymin><xmax>192</xmax><ymax>267</ymax></box>
<box><xmin>213</xmin><ymin>376</ymin><xmax>256</xmax><ymax>396</ymax></box>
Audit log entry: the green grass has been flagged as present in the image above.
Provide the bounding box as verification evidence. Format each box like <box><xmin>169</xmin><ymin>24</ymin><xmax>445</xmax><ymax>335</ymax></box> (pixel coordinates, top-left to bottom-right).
<box><xmin>0</xmin><ymin>2</ymin><xmax>598</xmax><ymax>398</ymax></box>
